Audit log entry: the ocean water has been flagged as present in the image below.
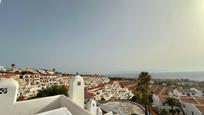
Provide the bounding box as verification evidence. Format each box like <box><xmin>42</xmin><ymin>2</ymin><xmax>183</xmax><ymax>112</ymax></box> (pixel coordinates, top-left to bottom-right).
<box><xmin>107</xmin><ymin>71</ymin><xmax>204</xmax><ymax>81</ymax></box>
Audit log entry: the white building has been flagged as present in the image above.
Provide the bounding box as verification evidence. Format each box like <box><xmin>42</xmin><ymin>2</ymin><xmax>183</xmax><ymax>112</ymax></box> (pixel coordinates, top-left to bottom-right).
<box><xmin>0</xmin><ymin>75</ymin><xmax>107</xmax><ymax>115</ymax></box>
<box><xmin>153</xmin><ymin>94</ymin><xmax>204</xmax><ymax>115</ymax></box>
<box><xmin>0</xmin><ymin>66</ymin><xmax>6</xmax><ymax>71</ymax></box>
<box><xmin>153</xmin><ymin>94</ymin><xmax>173</xmax><ymax>111</ymax></box>
<box><xmin>173</xmin><ymin>88</ymin><xmax>202</xmax><ymax>97</ymax></box>
<box><xmin>181</xmin><ymin>101</ymin><xmax>202</xmax><ymax>115</ymax></box>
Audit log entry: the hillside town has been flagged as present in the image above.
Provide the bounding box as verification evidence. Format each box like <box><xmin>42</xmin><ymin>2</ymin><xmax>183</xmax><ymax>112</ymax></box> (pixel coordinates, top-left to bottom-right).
<box><xmin>1</xmin><ymin>65</ymin><xmax>204</xmax><ymax>115</ymax></box>
<box><xmin>0</xmin><ymin>65</ymin><xmax>135</xmax><ymax>102</ymax></box>
<box><xmin>0</xmin><ymin>65</ymin><xmax>143</xmax><ymax>115</ymax></box>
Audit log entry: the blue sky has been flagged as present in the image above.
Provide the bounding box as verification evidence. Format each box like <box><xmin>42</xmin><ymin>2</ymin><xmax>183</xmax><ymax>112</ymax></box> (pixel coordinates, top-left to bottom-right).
<box><xmin>0</xmin><ymin>0</ymin><xmax>204</xmax><ymax>74</ymax></box>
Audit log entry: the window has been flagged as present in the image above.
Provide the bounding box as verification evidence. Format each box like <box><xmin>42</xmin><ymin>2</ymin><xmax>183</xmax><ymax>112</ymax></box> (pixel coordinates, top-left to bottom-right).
<box><xmin>183</xmin><ymin>104</ymin><xmax>185</xmax><ymax>108</ymax></box>
<box><xmin>0</xmin><ymin>88</ymin><xmax>7</xmax><ymax>94</ymax></box>
<box><xmin>77</xmin><ymin>82</ymin><xmax>81</xmax><ymax>86</ymax></box>
<box><xmin>192</xmin><ymin>93</ymin><xmax>195</xmax><ymax>95</ymax></box>
<box><xmin>92</xmin><ymin>104</ymin><xmax>95</xmax><ymax>107</ymax></box>
<box><xmin>192</xmin><ymin>111</ymin><xmax>194</xmax><ymax>115</ymax></box>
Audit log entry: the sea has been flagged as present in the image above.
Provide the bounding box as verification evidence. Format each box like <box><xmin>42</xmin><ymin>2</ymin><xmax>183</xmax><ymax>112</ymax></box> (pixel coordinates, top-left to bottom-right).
<box><xmin>107</xmin><ymin>71</ymin><xmax>204</xmax><ymax>81</ymax></box>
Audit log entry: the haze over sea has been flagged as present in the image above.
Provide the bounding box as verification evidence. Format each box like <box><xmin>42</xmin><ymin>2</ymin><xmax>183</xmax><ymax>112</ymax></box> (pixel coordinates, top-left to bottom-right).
<box><xmin>107</xmin><ymin>71</ymin><xmax>204</xmax><ymax>81</ymax></box>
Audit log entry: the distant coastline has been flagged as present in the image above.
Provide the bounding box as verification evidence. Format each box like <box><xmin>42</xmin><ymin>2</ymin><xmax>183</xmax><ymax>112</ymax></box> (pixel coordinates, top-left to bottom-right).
<box><xmin>106</xmin><ymin>71</ymin><xmax>204</xmax><ymax>81</ymax></box>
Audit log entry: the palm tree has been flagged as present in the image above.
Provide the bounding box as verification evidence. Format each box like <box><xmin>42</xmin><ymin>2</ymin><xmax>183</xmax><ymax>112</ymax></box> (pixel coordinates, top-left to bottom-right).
<box><xmin>30</xmin><ymin>85</ymin><xmax>68</xmax><ymax>99</ymax></box>
<box><xmin>11</xmin><ymin>64</ymin><xmax>16</xmax><ymax>71</ymax></box>
<box><xmin>164</xmin><ymin>97</ymin><xmax>182</xmax><ymax>115</ymax></box>
<box><xmin>135</xmin><ymin>72</ymin><xmax>152</xmax><ymax>115</ymax></box>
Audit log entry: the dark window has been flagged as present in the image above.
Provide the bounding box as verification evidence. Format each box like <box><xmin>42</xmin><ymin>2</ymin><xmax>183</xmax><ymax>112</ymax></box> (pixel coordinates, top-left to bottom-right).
<box><xmin>77</xmin><ymin>82</ymin><xmax>81</xmax><ymax>86</ymax></box>
<box><xmin>183</xmin><ymin>104</ymin><xmax>185</xmax><ymax>108</ymax></box>
<box><xmin>0</xmin><ymin>88</ymin><xmax>8</xmax><ymax>94</ymax></box>
<box><xmin>92</xmin><ymin>104</ymin><xmax>95</xmax><ymax>107</ymax></box>
<box><xmin>192</xmin><ymin>111</ymin><xmax>194</xmax><ymax>115</ymax></box>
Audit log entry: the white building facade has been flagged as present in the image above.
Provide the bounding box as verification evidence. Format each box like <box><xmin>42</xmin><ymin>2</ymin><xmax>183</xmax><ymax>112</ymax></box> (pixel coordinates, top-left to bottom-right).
<box><xmin>0</xmin><ymin>75</ymin><xmax>104</xmax><ymax>115</ymax></box>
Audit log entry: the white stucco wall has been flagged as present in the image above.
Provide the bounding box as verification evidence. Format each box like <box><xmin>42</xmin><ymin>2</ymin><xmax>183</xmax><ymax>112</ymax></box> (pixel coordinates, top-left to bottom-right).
<box><xmin>35</xmin><ymin>107</ymin><xmax>72</xmax><ymax>115</ymax></box>
<box><xmin>182</xmin><ymin>102</ymin><xmax>202</xmax><ymax>115</ymax></box>
<box><xmin>13</xmin><ymin>95</ymin><xmax>61</xmax><ymax>115</ymax></box>
<box><xmin>8</xmin><ymin>95</ymin><xmax>92</xmax><ymax>115</ymax></box>
<box><xmin>86</xmin><ymin>99</ymin><xmax>97</xmax><ymax>115</ymax></box>
<box><xmin>60</xmin><ymin>95</ymin><xmax>91</xmax><ymax>115</ymax></box>
<box><xmin>0</xmin><ymin>79</ymin><xmax>19</xmax><ymax>115</ymax></box>
<box><xmin>152</xmin><ymin>94</ymin><xmax>160</xmax><ymax>109</ymax></box>
<box><xmin>97</xmin><ymin>108</ymin><xmax>102</xmax><ymax>115</ymax></box>
<box><xmin>0</xmin><ymin>77</ymin><xmax>92</xmax><ymax>115</ymax></box>
<box><xmin>104</xmin><ymin>111</ymin><xmax>113</xmax><ymax>115</ymax></box>
<box><xmin>69</xmin><ymin>75</ymin><xmax>84</xmax><ymax>108</ymax></box>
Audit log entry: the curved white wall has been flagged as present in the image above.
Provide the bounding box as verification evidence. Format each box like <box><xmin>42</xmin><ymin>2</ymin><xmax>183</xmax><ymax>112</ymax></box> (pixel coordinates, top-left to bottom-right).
<box><xmin>69</xmin><ymin>75</ymin><xmax>85</xmax><ymax>108</ymax></box>
<box><xmin>87</xmin><ymin>99</ymin><xmax>97</xmax><ymax>115</ymax></box>
<box><xmin>0</xmin><ymin>79</ymin><xmax>18</xmax><ymax>115</ymax></box>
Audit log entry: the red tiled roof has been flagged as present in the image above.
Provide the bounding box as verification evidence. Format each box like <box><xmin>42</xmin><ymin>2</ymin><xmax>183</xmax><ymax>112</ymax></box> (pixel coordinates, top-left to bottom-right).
<box><xmin>154</xmin><ymin>86</ymin><xmax>164</xmax><ymax>95</ymax></box>
<box><xmin>158</xmin><ymin>95</ymin><xmax>169</xmax><ymax>103</ymax></box>
<box><xmin>194</xmin><ymin>105</ymin><xmax>204</xmax><ymax>114</ymax></box>
<box><xmin>85</xmin><ymin>90</ymin><xmax>95</xmax><ymax>99</ymax></box>
<box><xmin>178</xmin><ymin>89</ymin><xmax>197</xmax><ymax>93</ymax></box>
<box><xmin>0</xmin><ymin>73</ymin><xmax>16</xmax><ymax>78</ymax></box>
<box><xmin>180</xmin><ymin>97</ymin><xmax>198</xmax><ymax>104</ymax></box>
<box><xmin>195</xmin><ymin>98</ymin><xmax>204</xmax><ymax>104</ymax></box>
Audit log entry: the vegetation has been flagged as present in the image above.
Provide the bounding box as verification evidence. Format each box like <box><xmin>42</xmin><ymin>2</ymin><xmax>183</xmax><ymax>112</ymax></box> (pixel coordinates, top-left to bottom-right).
<box><xmin>30</xmin><ymin>85</ymin><xmax>68</xmax><ymax>99</ymax></box>
<box><xmin>164</xmin><ymin>97</ymin><xmax>184</xmax><ymax>115</ymax></box>
<box><xmin>20</xmin><ymin>71</ymin><xmax>34</xmax><ymax>75</ymax></box>
<box><xmin>17</xmin><ymin>95</ymin><xmax>26</xmax><ymax>101</ymax></box>
<box><xmin>132</xmin><ymin>72</ymin><xmax>152</xmax><ymax>115</ymax></box>
<box><xmin>154</xmin><ymin>79</ymin><xmax>178</xmax><ymax>86</ymax></box>
<box><xmin>131</xmin><ymin>114</ymin><xmax>138</xmax><ymax>115</ymax></box>
<box><xmin>109</xmin><ymin>77</ymin><xmax>135</xmax><ymax>80</ymax></box>
<box><xmin>199</xmin><ymin>82</ymin><xmax>204</xmax><ymax>88</ymax></box>
<box><xmin>160</xmin><ymin>109</ymin><xmax>170</xmax><ymax>115</ymax></box>
<box><xmin>11</xmin><ymin>64</ymin><xmax>15</xmax><ymax>70</ymax></box>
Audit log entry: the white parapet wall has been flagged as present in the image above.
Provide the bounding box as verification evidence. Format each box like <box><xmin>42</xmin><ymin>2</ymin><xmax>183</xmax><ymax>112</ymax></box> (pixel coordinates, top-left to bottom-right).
<box><xmin>182</xmin><ymin>102</ymin><xmax>202</xmax><ymax>115</ymax></box>
<box><xmin>69</xmin><ymin>75</ymin><xmax>85</xmax><ymax>108</ymax></box>
<box><xmin>0</xmin><ymin>76</ymin><xmax>94</xmax><ymax>115</ymax></box>
<box><xmin>0</xmin><ymin>79</ymin><xmax>19</xmax><ymax>115</ymax></box>
<box><xmin>86</xmin><ymin>99</ymin><xmax>97</xmax><ymax>115</ymax></box>
<box><xmin>35</xmin><ymin>107</ymin><xmax>72</xmax><ymax>115</ymax></box>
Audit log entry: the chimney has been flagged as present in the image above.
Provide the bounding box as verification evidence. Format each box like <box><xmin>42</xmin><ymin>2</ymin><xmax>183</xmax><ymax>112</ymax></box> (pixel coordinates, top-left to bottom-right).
<box><xmin>0</xmin><ymin>79</ymin><xmax>19</xmax><ymax>115</ymax></box>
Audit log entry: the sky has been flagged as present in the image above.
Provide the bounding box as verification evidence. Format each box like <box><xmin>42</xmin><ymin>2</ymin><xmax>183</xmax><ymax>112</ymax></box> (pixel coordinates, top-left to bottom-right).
<box><xmin>0</xmin><ymin>0</ymin><xmax>204</xmax><ymax>74</ymax></box>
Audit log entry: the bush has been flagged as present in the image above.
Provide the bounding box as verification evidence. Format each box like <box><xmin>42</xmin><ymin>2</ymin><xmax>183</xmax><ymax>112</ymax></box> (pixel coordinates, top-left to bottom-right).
<box><xmin>31</xmin><ymin>85</ymin><xmax>68</xmax><ymax>99</ymax></box>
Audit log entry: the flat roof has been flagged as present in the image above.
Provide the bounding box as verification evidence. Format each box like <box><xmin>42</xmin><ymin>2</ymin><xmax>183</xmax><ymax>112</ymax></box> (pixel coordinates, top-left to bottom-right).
<box><xmin>195</xmin><ymin>98</ymin><xmax>204</xmax><ymax>104</ymax></box>
<box><xmin>180</xmin><ymin>97</ymin><xmax>198</xmax><ymax>104</ymax></box>
<box><xmin>194</xmin><ymin>105</ymin><xmax>204</xmax><ymax>114</ymax></box>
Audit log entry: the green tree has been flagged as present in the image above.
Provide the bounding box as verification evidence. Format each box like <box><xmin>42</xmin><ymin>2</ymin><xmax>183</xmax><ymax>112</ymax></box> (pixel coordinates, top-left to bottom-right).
<box><xmin>160</xmin><ymin>109</ymin><xmax>170</xmax><ymax>115</ymax></box>
<box><xmin>134</xmin><ymin>72</ymin><xmax>152</xmax><ymax>115</ymax></box>
<box><xmin>17</xmin><ymin>95</ymin><xmax>26</xmax><ymax>101</ymax></box>
<box><xmin>164</xmin><ymin>97</ymin><xmax>183</xmax><ymax>115</ymax></box>
<box><xmin>32</xmin><ymin>85</ymin><xmax>68</xmax><ymax>99</ymax></box>
<box><xmin>11</xmin><ymin>64</ymin><xmax>15</xmax><ymax>71</ymax></box>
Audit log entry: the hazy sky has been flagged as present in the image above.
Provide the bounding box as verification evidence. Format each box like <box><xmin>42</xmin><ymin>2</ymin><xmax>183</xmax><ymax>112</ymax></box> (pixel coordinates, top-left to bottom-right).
<box><xmin>0</xmin><ymin>0</ymin><xmax>204</xmax><ymax>73</ymax></box>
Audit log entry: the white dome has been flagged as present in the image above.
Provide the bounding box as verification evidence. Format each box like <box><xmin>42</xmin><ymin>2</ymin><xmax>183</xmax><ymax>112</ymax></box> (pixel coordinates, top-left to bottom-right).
<box><xmin>73</xmin><ymin>75</ymin><xmax>83</xmax><ymax>81</ymax></box>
